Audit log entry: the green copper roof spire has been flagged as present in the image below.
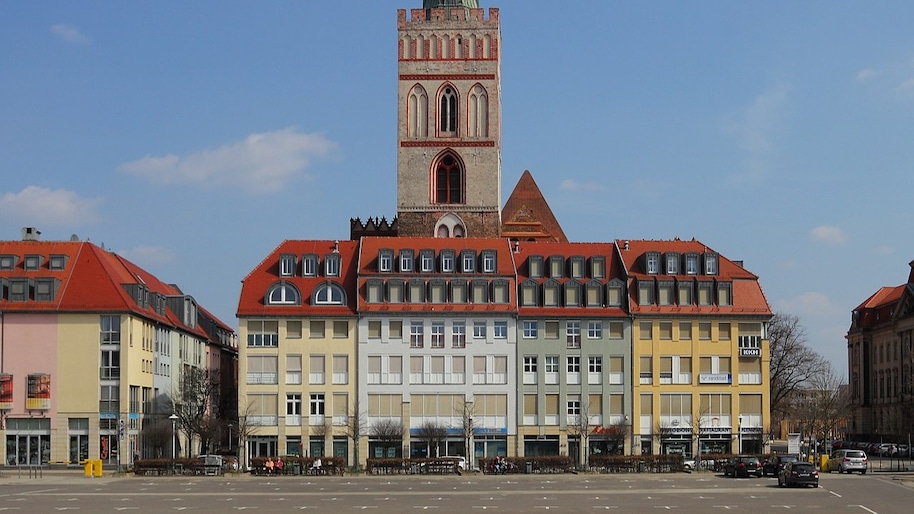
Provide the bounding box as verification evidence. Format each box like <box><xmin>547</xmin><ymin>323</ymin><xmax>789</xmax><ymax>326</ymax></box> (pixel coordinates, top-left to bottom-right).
<box><xmin>423</xmin><ymin>1</ymin><xmax>480</xmax><ymax>9</ymax></box>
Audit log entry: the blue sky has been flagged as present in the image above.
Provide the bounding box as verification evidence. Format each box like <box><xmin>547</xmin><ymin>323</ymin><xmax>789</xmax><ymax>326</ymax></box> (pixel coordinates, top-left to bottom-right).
<box><xmin>3</xmin><ymin>1</ymin><xmax>914</xmax><ymax>373</ymax></box>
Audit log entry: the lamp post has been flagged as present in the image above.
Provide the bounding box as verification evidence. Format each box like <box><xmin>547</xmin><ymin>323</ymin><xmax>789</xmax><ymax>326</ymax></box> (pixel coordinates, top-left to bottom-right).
<box><xmin>737</xmin><ymin>415</ymin><xmax>743</xmax><ymax>454</ymax></box>
<box><xmin>168</xmin><ymin>414</ymin><xmax>179</xmax><ymax>469</ymax></box>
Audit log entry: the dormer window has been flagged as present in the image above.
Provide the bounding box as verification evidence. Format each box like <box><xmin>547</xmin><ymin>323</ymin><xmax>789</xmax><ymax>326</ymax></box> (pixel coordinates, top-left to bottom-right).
<box><xmin>378</xmin><ymin>250</ymin><xmax>393</xmax><ymax>272</ymax></box>
<box><xmin>35</xmin><ymin>278</ymin><xmax>58</xmax><ymax>302</ymax></box>
<box><xmin>409</xmin><ymin>279</ymin><xmax>426</xmax><ymax>303</ymax></box>
<box><xmin>420</xmin><ymin>250</ymin><xmax>435</xmax><ymax>272</ymax></box>
<box><xmin>399</xmin><ymin>250</ymin><xmax>414</xmax><ymax>272</ymax></box>
<box><xmin>548</xmin><ymin>255</ymin><xmax>564</xmax><ymax>278</ymax></box>
<box><xmin>492</xmin><ymin>279</ymin><xmax>509</xmax><ymax>304</ymax></box>
<box><xmin>704</xmin><ymin>253</ymin><xmax>719</xmax><ymax>275</ymax></box>
<box><xmin>302</xmin><ymin>254</ymin><xmax>318</xmax><ymax>277</ymax></box>
<box><xmin>606</xmin><ymin>279</ymin><xmax>624</xmax><ymax>307</ymax></box>
<box><xmin>440</xmin><ymin>250</ymin><xmax>455</xmax><ymax>273</ymax></box>
<box><xmin>267</xmin><ymin>281</ymin><xmax>301</xmax><ymax>305</ymax></box>
<box><xmin>0</xmin><ymin>255</ymin><xmax>16</xmax><ymax>270</ymax></box>
<box><xmin>324</xmin><ymin>254</ymin><xmax>341</xmax><ymax>277</ymax></box>
<box><xmin>585</xmin><ymin>280</ymin><xmax>602</xmax><ymax>307</ymax></box>
<box><xmin>665</xmin><ymin>253</ymin><xmax>680</xmax><ymax>275</ymax></box>
<box><xmin>471</xmin><ymin>279</ymin><xmax>488</xmax><ymax>303</ymax></box>
<box><xmin>637</xmin><ymin>279</ymin><xmax>654</xmax><ymax>305</ymax></box>
<box><xmin>543</xmin><ymin>279</ymin><xmax>561</xmax><ymax>307</ymax></box>
<box><xmin>684</xmin><ymin>253</ymin><xmax>699</xmax><ymax>275</ymax></box>
<box><xmin>717</xmin><ymin>281</ymin><xmax>732</xmax><ymax>306</ymax></box>
<box><xmin>520</xmin><ymin>280</ymin><xmax>538</xmax><ymax>307</ymax></box>
<box><xmin>8</xmin><ymin>278</ymin><xmax>28</xmax><ymax>301</ymax></box>
<box><xmin>24</xmin><ymin>255</ymin><xmax>41</xmax><ymax>271</ymax></box>
<box><xmin>569</xmin><ymin>256</ymin><xmax>585</xmax><ymax>279</ymax></box>
<box><xmin>565</xmin><ymin>281</ymin><xmax>581</xmax><ymax>307</ymax></box>
<box><xmin>482</xmin><ymin>251</ymin><xmax>496</xmax><ymax>273</ymax></box>
<box><xmin>314</xmin><ymin>282</ymin><xmax>345</xmax><ymax>305</ymax></box>
<box><xmin>589</xmin><ymin>256</ymin><xmax>606</xmax><ymax>279</ymax></box>
<box><xmin>461</xmin><ymin>250</ymin><xmax>476</xmax><ymax>272</ymax></box>
<box><xmin>279</xmin><ymin>254</ymin><xmax>296</xmax><ymax>277</ymax></box>
<box><xmin>528</xmin><ymin>255</ymin><xmax>544</xmax><ymax>278</ymax></box>
<box><xmin>645</xmin><ymin>252</ymin><xmax>660</xmax><ymax>274</ymax></box>
<box><xmin>49</xmin><ymin>254</ymin><xmax>67</xmax><ymax>271</ymax></box>
<box><xmin>366</xmin><ymin>279</ymin><xmax>384</xmax><ymax>303</ymax></box>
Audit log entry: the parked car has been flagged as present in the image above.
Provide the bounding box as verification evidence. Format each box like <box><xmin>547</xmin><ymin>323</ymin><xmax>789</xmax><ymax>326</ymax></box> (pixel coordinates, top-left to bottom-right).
<box><xmin>763</xmin><ymin>454</ymin><xmax>800</xmax><ymax>477</ymax></box>
<box><xmin>682</xmin><ymin>458</ymin><xmax>696</xmax><ymax>471</ymax></box>
<box><xmin>778</xmin><ymin>461</ymin><xmax>819</xmax><ymax>488</ymax></box>
<box><xmin>826</xmin><ymin>449</ymin><xmax>867</xmax><ymax>474</ymax></box>
<box><xmin>723</xmin><ymin>455</ymin><xmax>762</xmax><ymax>478</ymax></box>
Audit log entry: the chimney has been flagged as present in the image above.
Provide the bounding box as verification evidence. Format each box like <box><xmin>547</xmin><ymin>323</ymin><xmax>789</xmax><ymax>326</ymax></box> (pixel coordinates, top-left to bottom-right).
<box><xmin>21</xmin><ymin>227</ymin><xmax>41</xmax><ymax>241</ymax></box>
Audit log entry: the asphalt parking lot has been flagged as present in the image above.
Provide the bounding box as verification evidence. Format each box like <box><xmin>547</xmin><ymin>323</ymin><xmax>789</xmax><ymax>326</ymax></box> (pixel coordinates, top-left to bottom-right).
<box><xmin>2</xmin><ymin>469</ymin><xmax>913</xmax><ymax>513</ymax></box>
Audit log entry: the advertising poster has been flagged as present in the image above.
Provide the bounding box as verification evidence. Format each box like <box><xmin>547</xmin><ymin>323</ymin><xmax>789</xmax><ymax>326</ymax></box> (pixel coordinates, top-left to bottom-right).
<box><xmin>0</xmin><ymin>374</ymin><xmax>12</xmax><ymax>410</ymax></box>
<box><xmin>26</xmin><ymin>374</ymin><xmax>51</xmax><ymax>410</ymax></box>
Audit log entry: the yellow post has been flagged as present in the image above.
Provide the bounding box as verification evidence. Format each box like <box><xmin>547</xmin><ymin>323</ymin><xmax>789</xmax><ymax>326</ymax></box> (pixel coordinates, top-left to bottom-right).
<box><xmin>83</xmin><ymin>460</ymin><xmax>93</xmax><ymax>477</ymax></box>
<box><xmin>819</xmin><ymin>454</ymin><xmax>829</xmax><ymax>470</ymax></box>
<box><xmin>93</xmin><ymin>459</ymin><xmax>104</xmax><ymax>477</ymax></box>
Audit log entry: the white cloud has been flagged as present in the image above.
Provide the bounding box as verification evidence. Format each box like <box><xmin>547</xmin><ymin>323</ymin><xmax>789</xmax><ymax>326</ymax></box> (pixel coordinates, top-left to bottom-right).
<box><xmin>810</xmin><ymin>225</ymin><xmax>849</xmax><ymax>245</ymax></box>
<box><xmin>722</xmin><ymin>84</ymin><xmax>791</xmax><ymax>184</ymax></box>
<box><xmin>873</xmin><ymin>245</ymin><xmax>894</xmax><ymax>255</ymax></box>
<box><xmin>777</xmin><ymin>291</ymin><xmax>841</xmax><ymax>319</ymax></box>
<box><xmin>559</xmin><ymin>179</ymin><xmax>603</xmax><ymax>192</ymax></box>
<box><xmin>117</xmin><ymin>245</ymin><xmax>176</xmax><ymax>267</ymax></box>
<box><xmin>0</xmin><ymin>186</ymin><xmax>101</xmax><ymax>226</ymax></box>
<box><xmin>856</xmin><ymin>68</ymin><xmax>879</xmax><ymax>82</ymax></box>
<box><xmin>119</xmin><ymin>127</ymin><xmax>337</xmax><ymax>194</ymax></box>
<box><xmin>898</xmin><ymin>78</ymin><xmax>914</xmax><ymax>92</ymax></box>
<box><xmin>50</xmin><ymin>24</ymin><xmax>89</xmax><ymax>44</ymax></box>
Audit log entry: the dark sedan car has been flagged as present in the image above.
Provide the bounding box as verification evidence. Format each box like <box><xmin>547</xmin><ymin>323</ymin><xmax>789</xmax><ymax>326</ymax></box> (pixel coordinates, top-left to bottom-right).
<box><xmin>763</xmin><ymin>454</ymin><xmax>800</xmax><ymax>477</ymax></box>
<box><xmin>723</xmin><ymin>455</ymin><xmax>762</xmax><ymax>478</ymax></box>
<box><xmin>778</xmin><ymin>461</ymin><xmax>819</xmax><ymax>488</ymax></box>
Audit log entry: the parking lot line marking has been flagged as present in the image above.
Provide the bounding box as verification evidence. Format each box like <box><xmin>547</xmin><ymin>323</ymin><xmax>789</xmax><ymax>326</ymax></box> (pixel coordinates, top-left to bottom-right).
<box><xmin>829</xmin><ymin>491</ymin><xmax>841</xmax><ymax>498</ymax></box>
<box><xmin>851</xmin><ymin>506</ymin><xmax>877</xmax><ymax>514</ymax></box>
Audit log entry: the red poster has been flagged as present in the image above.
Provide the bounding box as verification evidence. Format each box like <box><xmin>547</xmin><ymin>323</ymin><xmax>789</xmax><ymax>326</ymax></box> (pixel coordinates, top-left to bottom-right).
<box><xmin>0</xmin><ymin>374</ymin><xmax>12</xmax><ymax>410</ymax></box>
<box><xmin>26</xmin><ymin>374</ymin><xmax>51</xmax><ymax>410</ymax></box>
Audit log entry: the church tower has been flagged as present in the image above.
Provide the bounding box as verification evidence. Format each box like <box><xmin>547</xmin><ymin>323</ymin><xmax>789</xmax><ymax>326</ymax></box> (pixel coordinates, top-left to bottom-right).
<box><xmin>396</xmin><ymin>1</ymin><xmax>502</xmax><ymax>238</ymax></box>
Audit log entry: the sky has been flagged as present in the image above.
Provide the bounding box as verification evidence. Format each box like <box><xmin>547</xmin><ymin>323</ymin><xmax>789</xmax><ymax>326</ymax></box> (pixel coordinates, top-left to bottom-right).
<box><xmin>3</xmin><ymin>1</ymin><xmax>914</xmax><ymax>374</ymax></box>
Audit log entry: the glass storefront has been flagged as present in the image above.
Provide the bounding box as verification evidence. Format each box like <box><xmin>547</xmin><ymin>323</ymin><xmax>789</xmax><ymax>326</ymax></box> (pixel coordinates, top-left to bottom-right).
<box><xmin>5</xmin><ymin>418</ymin><xmax>51</xmax><ymax>466</ymax></box>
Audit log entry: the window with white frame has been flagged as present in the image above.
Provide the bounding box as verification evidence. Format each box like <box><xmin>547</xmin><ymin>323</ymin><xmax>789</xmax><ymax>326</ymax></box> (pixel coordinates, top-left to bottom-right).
<box><xmin>567</xmin><ymin>355</ymin><xmax>581</xmax><ymax>384</ymax></box>
<box><xmin>302</xmin><ymin>254</ymin><xmax>318</xmax><ymax>276</ymax></box>
<box><xmin>452</xmin><ymin>322</ymin><xmax>466</xmax><ymax>348</ymax></box>
<box><xmin>704</xmin><ymin>253</ymin><xmax>718</xmax><ymax>275</ymax></box>
<box><xmin>528</xmin><ymin>255</ymin><xmax>543</xmax><ymax>278</ymax></box>
<box><xmin>286</xmin><ymin>355</ymin><xmax>302</xmax><ymax>384</ymax></box>
<box><xmin>523</xmin><ymin>356</ymin><xmax>537</xmax><ymax>384</ymax></box>
<box><xmin>431</xmin><ymin>322</ymin><xmax>445</xmax><ymax>348</ymax></box>
<box><xmin>399</xmin><ymin>250</ymin><xmax>414</xmax><ymax>272</ymax></box>
<box><xmin>309</xmin><ymin>355</ymin><xmax>325</xmax><ymax>384</ymax></box>
<box><xmin>645</xmin><ymin>252</ymin><xmax>660</xmax><ymax>274</ymax></box>
<box><xmin>482</xmin><ymin>251</ymin><xmax>496</xmax><ymax>273</ymax></box>
<box><xmin>522</xmin><ymin>320</ymin><xmax>538</xmax><ymax>338</ymax></box>
<box><xmin>520</xmin><ymin>281</ymin><xmax>538</xmax><ymax>307</ymax></box>
<box><xmin>665</xmin><ymin>252</ymin><xmax>679</xmax><ymax>274</ymax></box>
<box><xmin>279</xmin><ymin>254</ymin><xmax>296</xmax><ymax>276</ymax></box>
<box><xmin>314</xmin><ymin>283</ymin><xmax>345</xmax><ymax>305</ymax></box>
<box><xmin>286</xmin><ymin>394</ymin><xmax>302</xmax><ymax>425</ymax></box>
<box><xmin>566</xmin><ymin>321</ymin><xmax>581</xmax><ymax>348</ymax></box>
<box><xmin>440</xmin><ymin>251</ymin><xmax>455</xmax><ymax>273</ymax></box>
<box><xmin>545</xmin><ymin>355</ymin><xmax>559</xmax><ymax>384</ymax></box>
<box><xmin>473</xmin><ymin>321</ymin><xmax>486</xmax><ymax>339</ymax></box>
<box><xmin>587</xmin><ymin>321</ymin><xmax>602</xmax><ymax>339</ymax></box>
<box><xmin>461</xmin><ymin>251</ymin><xmax>475</xmax><ymax>272</ymax></box>
<box><xmin>685</xmin><ymin>253</ymin><xmax>699</xmax><ymax>275</ymax></box>
<box><xmin>324</xmin><ymin>254</ymin><xmax>341</xmax><ymax>277</ymax></box>
<box><xmin>379</xmin><ymin>250</ymin><xmax>393</xmax><ymax>272</ymax></box>
<box><xmin>247</xmin><ymin>355</ymin><xmax>278</xmax><ymax>384</ymax></box>
<box><xmin>410</xmin><ymin>321</ymin><xmax>424</xmax><ymax>348</ymax></box>
<box><xmin>589</xmin><ymin>355</ymin><xmax>603</xmax><ymax>384</ymax></box>
<box><xmin>267</xmin><ymin>282</ymin><xmax>300</xmax><ymax>305</ymax></box>
<box><xmin>309</xmin><ymin>393</ymin><xmax>325</xmax><ymax>416</ymax></box>
<box><xmin>420</xmin><ymin>250</ymin><xmax>434</xmax><ymax>272</ymax></box>
<box><xmin>332</xmin><ymin>355</ymin><xmax>349</xmax><ymax>384</ymax></box>
<box><xmin>493</xmin><ymin>321</ymin><xmax>508</xmax><ymax>339</ymax></box>
<box><xmin>247</xmin><ymin>320</ymin><xmax>278</xmax><ymax>347</ymax></box>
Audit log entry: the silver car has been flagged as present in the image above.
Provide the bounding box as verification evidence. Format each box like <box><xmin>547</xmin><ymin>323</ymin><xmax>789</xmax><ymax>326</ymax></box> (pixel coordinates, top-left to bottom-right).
<box><xmin>827</xmin><ymin>449</ymin><xmax>867</xmax><ymax>474</ymax></box>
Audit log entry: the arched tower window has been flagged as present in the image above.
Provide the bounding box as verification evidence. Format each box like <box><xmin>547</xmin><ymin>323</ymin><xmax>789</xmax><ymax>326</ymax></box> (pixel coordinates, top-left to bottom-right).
<box><xmin>468</xmin><ymin>84</ymin><xmax>488</xmax><ymax>137</ymax></box>
<box><xmin>408</xmin><ymin>85</ymin><xmax>428</xmax><ymax>138</ymax></box>
<box><xmin>439</xmin><ymin>85</ymin><xmax>458</xmax><ymax>136</ymax></box>
<box><xmin>434</xmin><ymin>213</ymin><xmax>468</xmax><ymax>239</ymax></box>
<box><xmin>433</xmin><ymin>151</ymin><xmax>463</xmax><ymax>204</ymax></box>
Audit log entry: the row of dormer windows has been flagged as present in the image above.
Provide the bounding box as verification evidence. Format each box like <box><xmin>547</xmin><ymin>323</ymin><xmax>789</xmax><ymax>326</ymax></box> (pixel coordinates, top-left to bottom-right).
<box><xmin>376</xmin><ymin>248</ymin><xmax>498</xmax><ymax>274</ymax></box>
<box><xmin>278</xmin><ymin>253</ymin><xmax>341</xmax><ymax>278</ymax></box>
<box><xmin>636</xmin><ymin>279</ymin><xmax>732</xmax><ymax>307</ymax></box>
<box><xmin>519</xmin><ymin>280</ymin><xmax>625</xmax><ymax>309</ymax></box>
<box><xmin>0</xmin><ymin>277</ymin><xmax>60</xmax><ymax>302</ymax></box>
<box><xmin>365</xmin><ymin>278</ymin><xmax>510</xmax><ymax>305</ymax></box>
<box><xmin>525</xmin><ymin>255</ymin><xmax>607</xmax><ymax>281</ymax></box>
<box><xmin>643</xmin><ymin>251</ymin><xmax>718</xmax><ymax>276</ymax></box>
<box><xmin>0</xmin><ymin>254</ymin><xmax>68</xmax><ymax>271</ymax></box>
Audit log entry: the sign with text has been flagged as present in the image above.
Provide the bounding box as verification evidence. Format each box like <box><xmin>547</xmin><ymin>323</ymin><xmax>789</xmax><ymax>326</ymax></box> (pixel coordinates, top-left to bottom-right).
<box><xmin>0</xmin><ymin>374</ymin><xmax>12</xmax><ymax>410</ymax></box>
<box><xmin>698</xmin><ymin>373</ymin><xmax>732</xmax><ymax>384</ymax></box>
<box><xmin>739</xmin><ymin>347</ymin><xmax>761</xmax><ymax>357</ymax></box>
<box><xmin>26</xmin><ymin>373</ymin><xmax>51</xmax><ymax>410</ymax></box>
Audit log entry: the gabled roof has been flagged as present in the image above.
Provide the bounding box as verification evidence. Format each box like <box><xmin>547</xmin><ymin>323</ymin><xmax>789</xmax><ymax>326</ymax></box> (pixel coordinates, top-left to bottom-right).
<box><xmin>513</xmin><ymin>240</ymin><xmax>627</xmax><ymax>318</ymax></box>
<box><xmin>0</xmin><ymin>239</ymin><xmax>228</xmax><ymax>339</ymax></box>
<box><xmin>501</xmin><ymin>170</ymin><xmax>568</xmax><ymax>243</ymax></box>
<box><xmin>236</xmin><ymin>239</ymin><xmax>359</xmax><ymax>317</ymax></box>
<box><xmin>617</xmin><ymin>238</ymin><xmax>771</xmax><ymax>316</ymax></box>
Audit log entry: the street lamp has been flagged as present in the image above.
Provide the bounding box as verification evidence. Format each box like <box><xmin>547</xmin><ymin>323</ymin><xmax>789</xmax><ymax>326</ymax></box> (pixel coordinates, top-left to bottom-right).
<box><xmin>168</xmin><ymin>414</ymin><xmax>179</xmax><ymax>464</ymax></box>
<box><xmin>737</xmin><ymin>415</ymin><xmax>743</xmax><ymax>454</ymax></box>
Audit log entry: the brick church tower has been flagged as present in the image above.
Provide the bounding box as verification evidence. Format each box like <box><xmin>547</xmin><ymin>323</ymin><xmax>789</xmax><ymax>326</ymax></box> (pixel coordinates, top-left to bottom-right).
<box><xmin>395</xmin><ymin>1</ymin><xmax>502</xmax><ymax>238</ymax></box>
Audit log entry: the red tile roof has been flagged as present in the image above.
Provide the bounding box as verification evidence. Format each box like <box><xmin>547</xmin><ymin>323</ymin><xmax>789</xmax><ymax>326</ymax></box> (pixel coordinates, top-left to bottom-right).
<box><xmin>501</xmin><ymin>170</ymin><xmax>568</xmax><ymax>243</ymax></box>
<box><xmin>236</xmin><ymin>239</ymin><xmax>360</xmax><ymax>317</ymax></box>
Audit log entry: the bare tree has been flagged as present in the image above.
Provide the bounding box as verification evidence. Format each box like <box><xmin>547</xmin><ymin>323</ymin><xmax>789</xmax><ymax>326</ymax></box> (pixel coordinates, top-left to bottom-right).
<box><xmin>566</xmin><ymin>396</ymin><xmax>592</xmax><ymax>468</ymax></box>
<box><xmin>233</xmin><ymin>400</ymin><xmax>258</xmax><ymax>471</ymax></box>
<box><xmin>794</xmin><ymin>362</ymin><xmax>848</xmax><ymax>461</ymax></box>
<box><xmin>769</xmin><ymin>313</ymin><xmax>830</xmax><ymax>436</ymax></box>
<box><xmin>455</xmin><ymin>399</ymin><xmax>477</xmax><ymax>464</ymax></box>
<box><xmin>173</xmin><ymin>367</ymin><xmax>222</xmax><ymax>457</ymax></box>
<box><xmin>415</xmin><ymin>419</ymin><xmax>447</xmax><ymax>458</ymax></box>
<box><xmin>370</xmin><ymin>418</ymin><xmax>405</xmax><ymax>458</ymax></box>
<box><xmin>140</xmin><ymin>418</ymin><xmax>171</xmax><ymax>458</ymax></box>
<box><xmin>345</xmin><ymin>398</ymin><xmax>368</xmax><ymax>471</ymax></box>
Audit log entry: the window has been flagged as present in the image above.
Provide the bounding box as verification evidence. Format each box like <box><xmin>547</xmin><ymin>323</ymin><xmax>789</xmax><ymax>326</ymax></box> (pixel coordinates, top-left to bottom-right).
<box><xmin>366</xmin><ymin>280</ymin><xmax>384</xmax><ymax>303</ymax></box>
<box><xmin>439</xmin><ymin>85</ymin><xmax>458</xmax><ymax>135</ymax></box>
<box><xmin>410</xmin><ymin>321</ymin><xmax>424</xmax><ymax>348</ymax></box>
<box><xmin>528</xmin><ymin>255</ymin><xmax>543</xmax><ymax>278</ymax></box>
<box><xmin>704</xmin><ymin>253</ymin><xmax>719</xmax><ymax>275</ymax></box>
<box><xmin>697</xmin><ymin>282</ymin><xmax>713</xmax><ymax>306</ymax></box>
<box><xmin>314</xmin><ymin>283</ymin><xmax>345</xmax><ymax>305</ymax></box>
<box><xmin>543</xmin><ymin>280</ymin><xmax>560</xmax><ymax>307</ymax></box>
<box><xmin>590</xmin><ymin>256</ymin><xmax>606</xmax><ymax>279</ymax></box>
<box><xmin>286</xmin><ymin>394</ymin><xmax>302</xmax><ymax>425</ymax></box>
<box><xmin>461</xmin><ymin>250</ymin><xmax>475</xmax><ymax>272</ymax></box>
<box><xmin>439</xmin><ymin>251</ymin><xmax>455</xmax><ymax>273</ymax></box>
<box><xmin>24</xmin><ymin>255</ymin><xmax>41</xmax><ymax>270</ymax></box>
<box><xmin>570</xmin><ymin>256</ymin><xmax>585</xmax><ymax>279</ymax></box>
<box><xmin>544</xmin><ymin>321</ymin><xmax>560</xmax><ymax>339</ymax></box>
<box><xmin>309</xmin><ymin>355</ymin><xmax>325</xmax><ymax>384</ymax></box>
<box><xmin>408</xmin><ymin>84</ymin><xmax>428</xmax><ymax>137</ymax></box>
<box><xmin>451</xmin><ymin>280</ymin><xmax>468</xmax><ymax>303</ymax></box>
<box><xmin>333</xmin><ymin>320</ymin><xmax>348</xmax><ymax>338</ymax></box>
<box><xmin>247</xmin><ymin>320</ymin><xmax>278</xmax><ymax>347</ymax></box>
<box><xmin>452</xmin><ymin>322</ymin><xmax>466</xmax><ymax>348</ymax></box>
<box><xmin>684</xmin><ymin>253</ymin><xmax>699</xmax><ymax>275</ymax></box>
<box><xmin>49</xmin><ymin>254</ymin><xmax>67</xmax><ymax>270</ymax></box>
<box><xmin>420</xmin><ymin>250</ymin><xmax>435</xmax><ymax>272</ymax></box>
<box><xmin>287</xmin><ymin>321</ymin><xmax>302</xmax><ymax>339</ymax></box>
<box><xmin>409</xmin><ymin>279</ymin><xmax>426</xmax><ymax>303</ymax></box>
<box><xmin>719</xmin><ymin>322</ymin><xmax>731</xmax><ymax>340</ymax></box>
<box><xmin>659</xmin><ymin>321</ymin><xmax>673</xmax><ymax>340</ymax></box>
<box><xmin>492</xmin><ymin>280</ymin><xmax>509</xmax><ymax>304</ymax></box>
<box><xmin>473</xmin><ymin>321</ymin><xmax>487</xmax><ymax>339</ymax></box>
<box><xmin>585</xmin><ymin>281</ymin><xmax>602</xmax><ymax>307</ymax></box>
<box><xmin>522</xmin><ymin>320</ymin><xmax>538</xmax><ymax>338</ymax></box>
<box><xmin>645</xmin><ymin>252</ymin><xmax>660</xmax><ymax>274</ymax></box>
<box><xmin>286</xmin><ymin>355</ymin><xmax>302</xmax><ymax>384</ymax></box>
<box><xmin>639</xmin><ymin>356</ymin><xmax>653</xmax><ymax>384</ymax></box>
<box><xmin>101</xmin><ymin>349</ymin><xmax>120</xmax><ymax>379</ymax></box>
<box><xmin>267</xmin><ymin>282</ymin><xmax>300</xmax><ymax>305</ymax></box>
<box><xmin>679</xmin><ymin>321</ymin><xmax>692</xmax><ymax>340</ymax></box>
<box><xmin>639</xmin><ymin>321</ymin><xmax>652</xmax><ymax>340</ymax></box>
<box><xmin>389</xmin><ymin>320</ymin><xmax>403</xmax><ymax>339</ymax></box>
<box><xmin>399</xmin><ymin>250</ymin><xmax>414</xmax><ymax>272</ymax></box>
<box><xmin>523</xmin><ymin>356</ymin><xmax>537</xmax><ymax>384</ymax></box>
<box><xmin>324</xmin><ymin>254</ymin><xmax>341</xmax><ymax>277</ymax></box>
<box><xmin>520</xmin><ymin>281</ymin><xmax>538</xmax><ymax>307</ymax></box>
<box><xmin>279</xmin><ymin>254</ymin><xmax>296</xmax><ymax>276</ymax></box>
<box><xmin>587</xmin><ymin>321</ymin><xmax>602</xmax><ymax>339</ymax></box>
<box><xmin>608</xmin><ymin>321</ymin><xmax>623</xmax><ymax>339</ymax></box>
<box><xmin>567</xmin><ymin>356</ymin><xmax>581</xmax><ymax>382</ymax></box>
<box><xmin>431</xmin><ymin>322</ymin><xmax>445</xmax><ymax>348</ymax></box>
<box><xmin>607</xmin><ymin>281</ymin><xmax>623</xmax><ymax>307</ymax></box>
<box><xmin>332</xmin><ymin>355</ymin><xmax>349</xmax><ymax>384</ymax></box>
<box><xmin>548</xmin><ymin>255</ymin><xmax>564</xmax><ymax>278</ymax></box>
<box><xmin>302</xmin><ymin>254</ymin><xmax>318</xmax><ymax>276</ymax></box>
<box><xmin>379</xmin><ymin>250</ymin><xmax>393</xmax><ymax>272</ymax></box>
<box><xmin>468</xmin><ymin>84</ymin><xmax>488</xmax><ymax>137</ymax></box>
<box><xmin>665</xmin><ymin>253</ymin><xmax>679</xmax><ymax>274</ymax></box>
<box><xmin>435</xmin><ymin>153</ymin><xmax>462</xmax><ymax>204</ymax></box>
<box><xmin>567</xmin><ymin>396</ymin><xmax>581</xmax><ymax>417</ymax></box>
<box><xmin>718</xmin><ymin>282</ymin><xmax>732</xmax><ymax>306</ymax></box>
<box><xmin>388</xmin><ymin>280</ymin><xmax>404</xmax><ymax>303</ymax></box>
<box><xmin>0</xmin><ymin>255</ymin><xmax>16</xmax><ymax>270</ymax></box>
<box><xmin>565</xmin><ymin>281</ymin><xmax>581</xmax><ymax>307</ymax></box>
<box><xmin>309</xmin><ymin>320</ymin><xmax>326</xmax><ymax>338</ymax></box>
<box><xmin>545</xmin><ymin>355</ymin><xmax>559</xmax><ymax>384</ymax></box>
<box><xmin>678</xmin><ymin>281</ymin><xmax>693</xmax><ymax>305</ymax></box>
<box><xmin>638</xmin><ymin>280</ymin><xmax>653</xmax><ymax>305</ymax></box>
<box><xmin>566</xmin><ymin>321</ymin><xmax>581</xmax><ymax>348</ymax></box>
<box><xmin>482</xmin><ymin>251</ymin><xmax>496</xmax><ymax>273</ymax></box>
<box><xmin>247</xmin><ymin>355</ymin><xmax>278</xmax><ymax>384</ymax></box>
<box><xmin>494</xmin><ymin>321</ymin><xmax>508</xmax><ymax>339</ymax></box>
<box><xmin>34</xmin><ymin>278</ymin><xmax>57</xmax><ymax>302</ymax></box>
<box><xmin>589</xmin><ymin>356</ymin><xmax>604</xmax><ymax>384</ymax></box>
<box><xmin>658</xmin><ymin>281</ymin><xmax>674</xmax><ymax>305</ymax></box>
<box><xmin>310</xmin><ymin>393</ymin><xmax>326</xmax><ymax>415</ymax></box>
